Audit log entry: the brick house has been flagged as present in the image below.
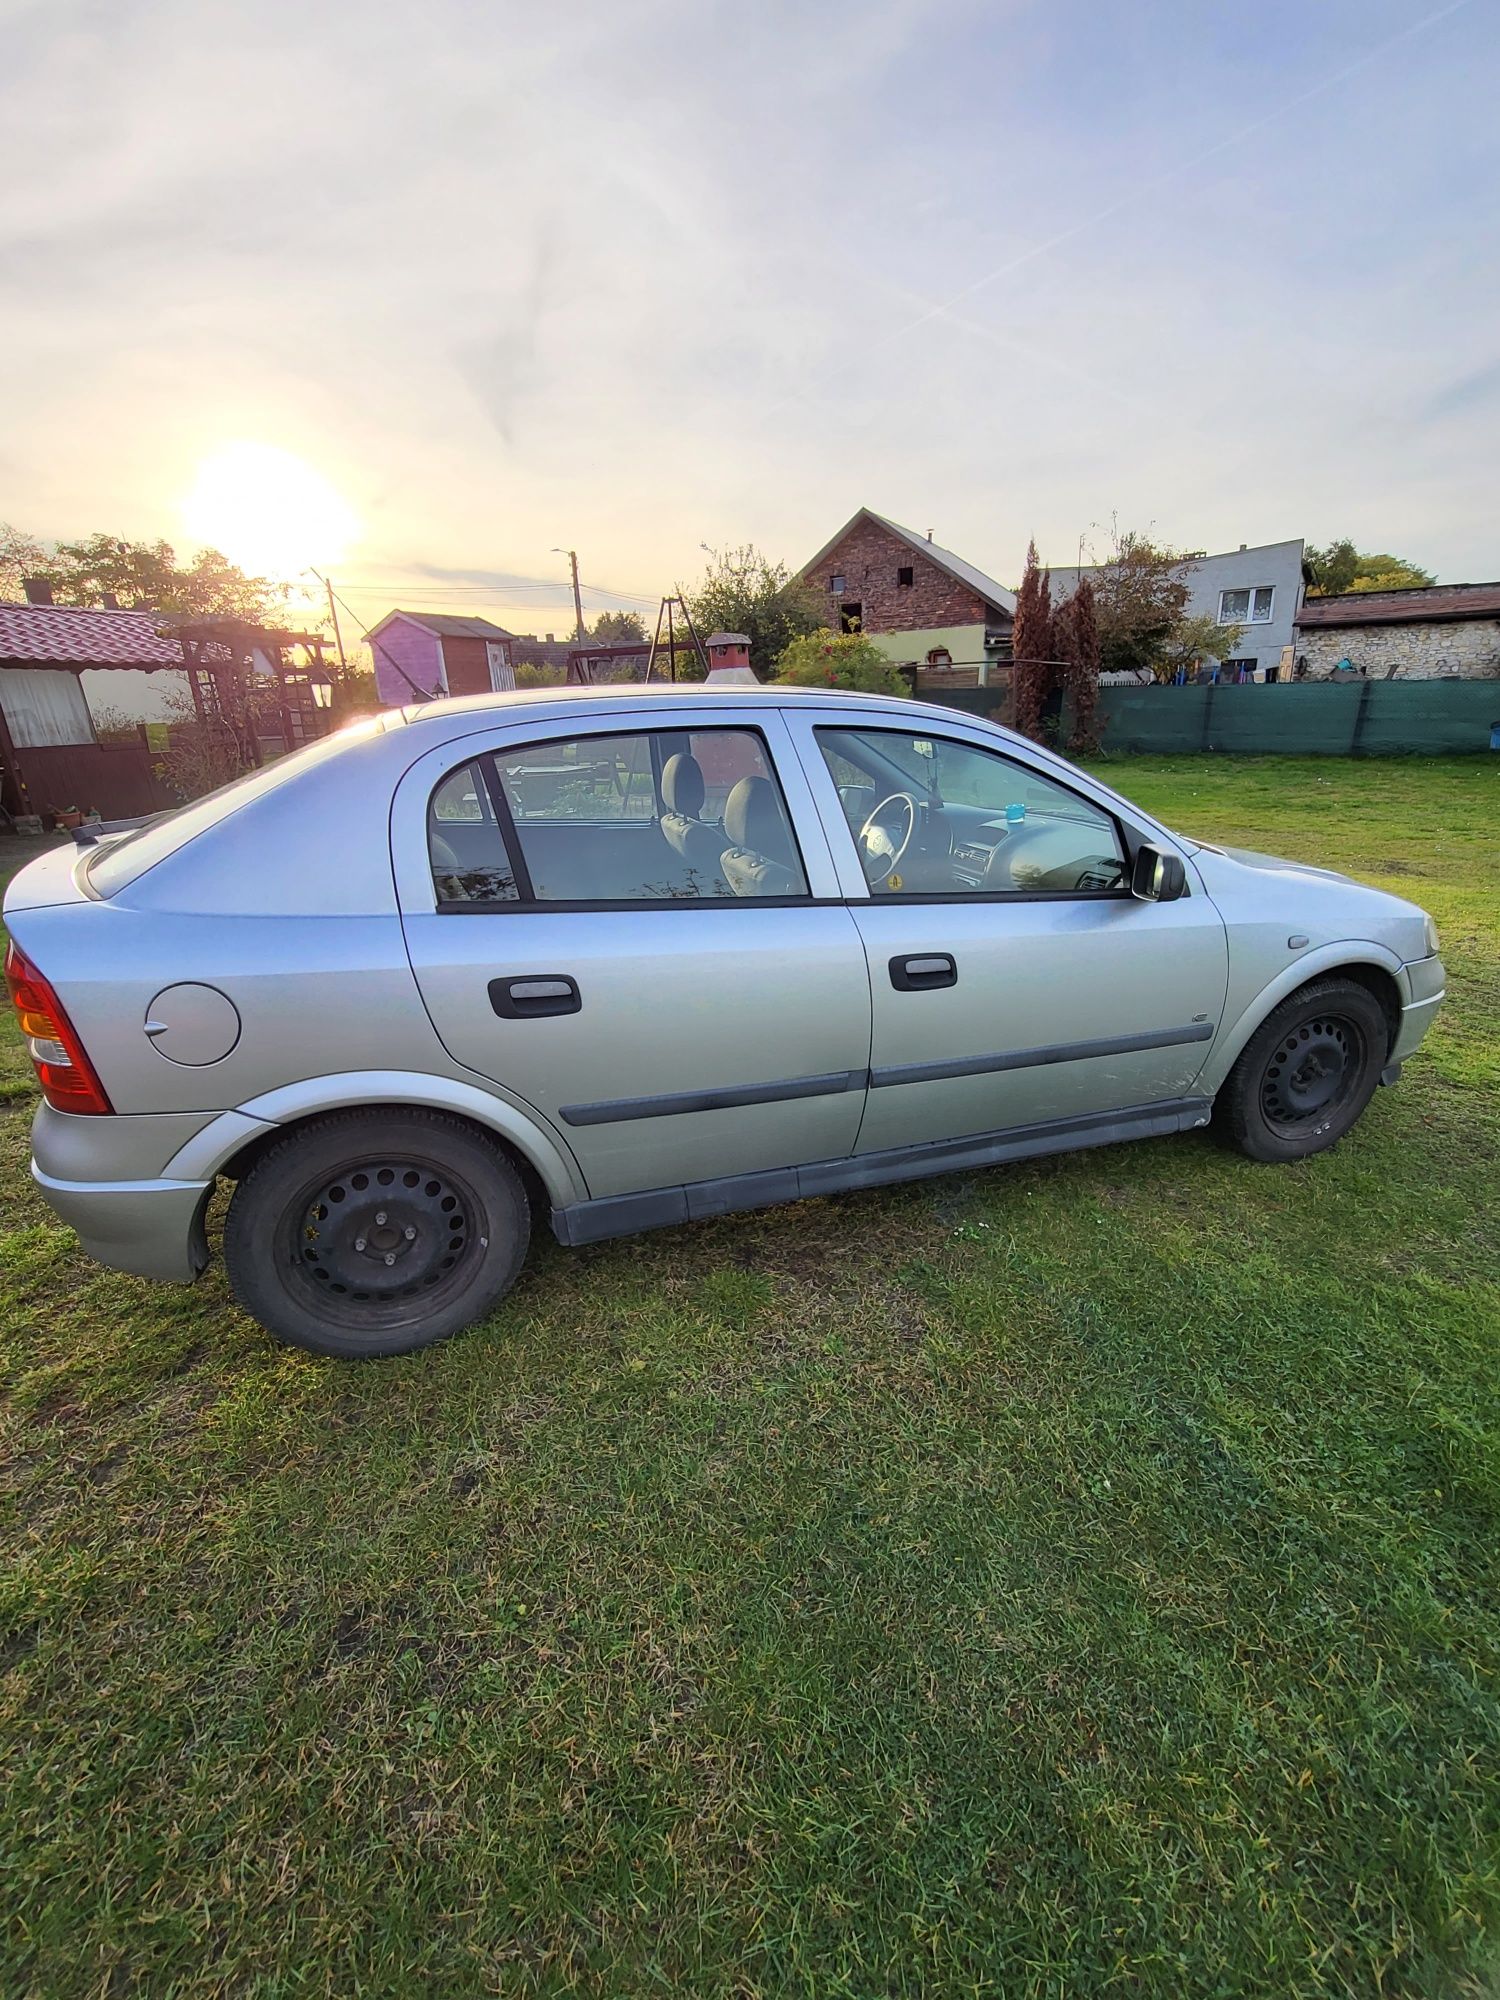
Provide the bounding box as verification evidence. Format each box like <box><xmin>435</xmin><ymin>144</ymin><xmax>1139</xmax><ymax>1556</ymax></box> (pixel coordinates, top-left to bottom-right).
<box><xmin>364</xmin><ymin>611</ymin><xmax>516</xmax><ymax>706</ymax></box>
<box><xmin>796</xmin><ymin>509</ymin><xmax>1015</xmax><ymax>685</ymax></box>
<box><xmin>1295</xmin><ymin>582</ymin><xmax>1500</xmax><ymax>680</ymax></box>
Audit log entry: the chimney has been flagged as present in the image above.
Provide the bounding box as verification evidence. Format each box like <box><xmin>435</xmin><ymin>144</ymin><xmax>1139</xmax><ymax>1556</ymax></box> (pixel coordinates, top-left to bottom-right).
<box><xmin>703</xmin><ymin>631</ymin><xmax>758</xmax><ymax>685</ymax></box>
<box><xmin>926</xmin><ymin>529</ymin><xmax>933</xmax><ymax>542</ymax></box>
<box><xmin>101</xmin><ymin>591</ymin><xmax>120</xmax><ymax>610</ymax></box>
<box><xmin>1239</xmin><ymin>543</ymin><xmax>1247</xmax><ymax>551</ymax></box>
<box><xmin>23</xmin><ymin>578</ymin><xmax>54</xmax><ymax>606</ymax></box>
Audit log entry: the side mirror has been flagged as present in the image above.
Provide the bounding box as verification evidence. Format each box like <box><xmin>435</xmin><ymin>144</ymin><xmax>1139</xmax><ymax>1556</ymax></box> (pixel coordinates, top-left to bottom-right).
<box><xmin>1131</xmin><ymin>843</ymin><xmax>1187</xmax><ymax>903</ymax></box>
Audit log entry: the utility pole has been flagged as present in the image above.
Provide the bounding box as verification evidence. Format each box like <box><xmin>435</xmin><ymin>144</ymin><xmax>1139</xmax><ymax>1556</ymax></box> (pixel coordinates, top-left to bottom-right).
<box><xmin>553</xmin><ymin>547</ymin><xmax>586</xmax><ymax>642</ymax></box>
<box><xmin>322</xmin><ymin>574</ymin><xmax>348</xmax><ymax>672</ymax></box>
<box><xmin>308</xmin><ymin>568</ymin><xmax>348</xmax><ymax>673</ymax></box>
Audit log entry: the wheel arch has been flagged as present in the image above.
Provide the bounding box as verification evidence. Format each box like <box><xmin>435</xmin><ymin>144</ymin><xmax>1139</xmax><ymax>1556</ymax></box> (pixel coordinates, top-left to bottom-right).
<box><xmin>162</xmin><ymin>1071</ymin><xmax>587</xmax><ymax>1207</ymax></box>
<box><xmin>1201</xmin><ymin>946</ymin><xmax>1405</xmax><ymax>1096</ymax></box>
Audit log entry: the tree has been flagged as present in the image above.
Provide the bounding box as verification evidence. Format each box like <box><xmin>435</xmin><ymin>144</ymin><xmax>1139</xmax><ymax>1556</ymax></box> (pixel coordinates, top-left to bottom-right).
<box><xmin>1052</xmin><ymin>573</ymin><xmax>1101</xmax><ymax>753</ymax></box>
<box><xmin>1011</xmin><ymin>539</ymin><xmax>1055</xmax><ymax>742</ymax></box>
<box><xmin>1305</xmin><ymin>539</ymin><xmax>1435</xmax><ymax>596</ymax></box>
<box><xmin>1087</xmin><ymin>528</ymin><xmax>1194</xmax><ymax>678</ymax></box>
<box><xmin>14</xmin><ymin>528</ymin><xmax>288</xmax><ymax>623</ymax></box>
<box><xmin>0</xmin><ymin>522</ymin><xmax>48</xmax><ymax>600</ymax></box>
<box><xmin>684</xmin><ymin>545</ymin><xmax>824</xmax><ymax>679</ymax></box>
<box><xmin>588</xmin><ymin>608</ymin><xmax>648</xmax><ymax>644</ymax></box>
<box><xmin>1157</xmin><ymin>612</ymin><xmax>1243</xmax><ymax>681</ymax></box>
<box><xmin>775</xmin><ymin>631</ymin><xmax>908</xmax><ymax>695</ymax></box>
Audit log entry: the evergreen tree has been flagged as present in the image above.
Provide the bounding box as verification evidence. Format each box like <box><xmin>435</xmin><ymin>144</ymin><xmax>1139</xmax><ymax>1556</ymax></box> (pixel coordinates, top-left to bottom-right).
<box><xmin>1011</xmin><ymin>540</ymin><xmax>1055</xmax><ymax>743</ymax></box>
<box><xmin>1054</xmin><ymin>574</ymin><xmax>1101</xmax><ymax>754</ymax></box>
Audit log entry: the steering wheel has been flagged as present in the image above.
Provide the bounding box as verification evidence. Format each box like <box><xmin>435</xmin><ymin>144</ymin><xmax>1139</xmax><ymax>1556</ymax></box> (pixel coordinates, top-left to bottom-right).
<box><xmin>857</xmin><ymin>792</ymin><xmax>917</xmax><ymax>884</ymax></box>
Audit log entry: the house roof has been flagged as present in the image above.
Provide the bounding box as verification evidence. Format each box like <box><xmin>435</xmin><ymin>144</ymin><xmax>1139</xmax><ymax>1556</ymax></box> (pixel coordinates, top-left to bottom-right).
<box><xmin>799</xmin><ymin>508</ymin><xmax>1016</xmax><ymax>618</ymax></box>
<box><xmin>1297</xmin><ymin>582</ymin><xmax>1500</xmax><ymax>629</ymax></box>
<box><xmin>366</xmin><ymin>609</ymin><xmax>516</xmax><ymax>641</ymax></box>
<box><xmin>0</xmin><ymin>600</ymin><xmax>184</xmax><ymax>669</ymax></box>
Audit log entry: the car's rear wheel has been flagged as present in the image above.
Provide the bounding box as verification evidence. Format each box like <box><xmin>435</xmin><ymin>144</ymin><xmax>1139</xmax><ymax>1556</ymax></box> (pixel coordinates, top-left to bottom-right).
<box><xmin>223</xmin><ymin>1109</ymin><xmax>530</xmax><ymax>1357</ymax></box>
<box><xmin>1216</xmin><ymin>977</ymin><xmax>1389</xmax><ymax>1163</ymax></box>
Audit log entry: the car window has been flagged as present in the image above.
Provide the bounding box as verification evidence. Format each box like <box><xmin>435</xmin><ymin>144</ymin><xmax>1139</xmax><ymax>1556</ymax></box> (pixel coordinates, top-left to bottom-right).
<box><xmin>87</xmin><ymin>718</ymin><xmax>386</xmax><ymax>897</ymax></box>
<box><xmin>815</xmin><ymin>726</ymin><xmax>1127</xmax><ymax>897</ymax></box>
<box><xmin>427</xmin><ymin>760</ymin><xmax>520</xmax><ymax>903</ymax></box>
<box><xmin>428</xmin><ymin>728</ymin><xmax>810</xmax><ymax>905</ymax></box>
<box><xmin>500</xmin><ymin>733</ymin><xmax>659</xmax><ymax>822</ymax></box>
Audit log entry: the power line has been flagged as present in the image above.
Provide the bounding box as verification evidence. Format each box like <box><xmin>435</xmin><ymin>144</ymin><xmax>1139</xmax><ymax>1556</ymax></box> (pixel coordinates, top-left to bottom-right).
<box><xmin>328</xmin><ymin>582</ymin><xmax>662</xmax><ymax>608</ymax></box>
<box><xmin>328</xmin><ymin>582</ymin><xmax>440</xmax><ymax>701</ymax></box>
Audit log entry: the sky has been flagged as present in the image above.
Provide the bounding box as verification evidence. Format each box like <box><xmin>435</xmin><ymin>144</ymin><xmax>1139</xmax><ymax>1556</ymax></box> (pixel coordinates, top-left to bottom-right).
<box><xmin>2</xmin><ymin>0</ymin><xmax>1498</xmax><ymax>640</ymax></box>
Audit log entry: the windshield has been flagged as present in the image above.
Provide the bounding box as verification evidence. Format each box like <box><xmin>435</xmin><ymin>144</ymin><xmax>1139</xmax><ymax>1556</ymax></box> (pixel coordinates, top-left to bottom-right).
<box><xmin>86</xmin><ymin>718</ymin><xmax>385</xmax><ymax>897</ymax></box>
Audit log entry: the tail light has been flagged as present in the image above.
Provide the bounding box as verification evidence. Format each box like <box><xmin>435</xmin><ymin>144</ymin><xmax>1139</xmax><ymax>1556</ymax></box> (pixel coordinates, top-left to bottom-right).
<box><xmin>4</xmin><ymin>940</ymin><xmax>113</xmax><ymax>1115</ymax></box>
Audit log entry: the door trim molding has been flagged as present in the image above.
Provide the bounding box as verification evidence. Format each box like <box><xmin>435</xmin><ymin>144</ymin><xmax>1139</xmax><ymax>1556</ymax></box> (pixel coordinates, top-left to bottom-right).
<box><xmin>559</xmin><ymin>1023</ymin><xmax>1216</xmax><ymax>1127</ymax></box>
<box><xmin>551</xmin><ymin>1095</ymin><xmax>1214</xmax><ymax>1245</ymax></box>
<box><xmin>870</xmin><ymin>1021</ymin><xmax>1214</xmax><ymax>1090</ymax></box>
<box><xmin>559</xmin><ymin>1067</ymin><xmax>866</xmax><ymax>1128</ymax></box>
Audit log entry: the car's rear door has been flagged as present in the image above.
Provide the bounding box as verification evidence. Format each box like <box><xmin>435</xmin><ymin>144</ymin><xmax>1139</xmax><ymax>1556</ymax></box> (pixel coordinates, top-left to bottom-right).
<box><xmin>783</xmin><ymin>709</ymin><xmax>1229</xmax><ymax>1157</ymax></box>
<box><xmin>393</xmin><ymin>705</ymin><xmax>873</xmax><ymax>1201</ymax></box>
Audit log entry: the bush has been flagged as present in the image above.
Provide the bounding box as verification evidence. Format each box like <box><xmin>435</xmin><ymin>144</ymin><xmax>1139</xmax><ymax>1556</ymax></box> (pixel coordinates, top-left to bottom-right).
<box><xmin>775</xmin><ymin>632</ymin><xmax>908</xmax><ymax>696</ymax></box>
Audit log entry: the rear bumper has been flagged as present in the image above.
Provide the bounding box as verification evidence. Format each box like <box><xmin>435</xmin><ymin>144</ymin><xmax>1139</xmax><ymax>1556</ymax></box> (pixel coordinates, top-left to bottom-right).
<box><xmin>30</xmin><ymin>1165</ymin><xmax>212</xmax><ymax>1284</ymax></box>
<box><xmin>1393</xmin><ymin>954</ymin><xmax>1445</xmax><ymax>1062</ymax></box>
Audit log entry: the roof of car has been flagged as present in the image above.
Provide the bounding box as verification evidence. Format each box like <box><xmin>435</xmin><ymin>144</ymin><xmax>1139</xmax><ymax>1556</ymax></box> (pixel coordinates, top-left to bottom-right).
<box><xmin>396</xmin><ymin>681</ymin><xmax>951</xmax><ymax>728</ymax></box>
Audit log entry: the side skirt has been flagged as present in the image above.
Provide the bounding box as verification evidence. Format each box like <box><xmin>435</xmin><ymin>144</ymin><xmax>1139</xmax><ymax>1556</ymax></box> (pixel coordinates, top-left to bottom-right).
<box><xmin>550</xmin><ymin>1096</ymin><xmax>1215</xmax><ymax>1248</ymax></box>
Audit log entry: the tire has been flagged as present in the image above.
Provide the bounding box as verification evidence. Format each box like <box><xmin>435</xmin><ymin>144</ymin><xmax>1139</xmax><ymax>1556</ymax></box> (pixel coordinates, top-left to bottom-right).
<box><xmin>223</xmin><ymin>1109</ymin><xmax>530</xmax><ymax>1358</ymax></box>
<box><xmin>1216</xmin><ymin>977</ymin><xmax>1389</xmax><ymax>1163</ymax></box>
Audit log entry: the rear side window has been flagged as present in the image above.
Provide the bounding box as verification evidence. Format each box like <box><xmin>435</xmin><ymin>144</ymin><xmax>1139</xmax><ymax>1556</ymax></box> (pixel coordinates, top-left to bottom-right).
<box><xmin>426</xmin><ymin>728</ymin><xmax>809</xmax><ymax>905</ymax></box>
<box><xmin>427</xmin><ymin>762</ymin><xmax>520</xmax><ymax>903</ymax></box>
<box><xmin>86</xmin><ymin>719</ymin><xmax>385</xmax><ymax>897</ymax></box>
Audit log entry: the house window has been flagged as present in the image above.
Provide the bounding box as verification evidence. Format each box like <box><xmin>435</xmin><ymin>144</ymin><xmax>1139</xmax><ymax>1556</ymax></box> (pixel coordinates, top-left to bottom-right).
<box><xmin>829</xmin><ymin>574</ymin><xmax>845</xmax><ymax>595</ymax></box>
<box><xmin>1219</xmin><ymin>586</ymin><xmax>1274</xmax><ymax>625</ymax></box>
<box><xmin>840</xmin><ymin>602</ymin><xmax>863</xmax><ymax>634</ymax></box>
<box><xmin>0</xmin><ymin>668</ymin><xmax>96</xmax><ymax>748</ymax></box>
<box><xmin>897</xmin><ymin>566</ymin><xmax>914</xmax><ymax>587</ymax></box>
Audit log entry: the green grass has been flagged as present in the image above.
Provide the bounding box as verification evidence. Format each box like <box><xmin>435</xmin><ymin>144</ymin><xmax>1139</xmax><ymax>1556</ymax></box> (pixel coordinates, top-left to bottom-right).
<box><xmin>2</xmin><ymin>756</ymin><xmax>1498</xmax><ymax>1998</ymax></box>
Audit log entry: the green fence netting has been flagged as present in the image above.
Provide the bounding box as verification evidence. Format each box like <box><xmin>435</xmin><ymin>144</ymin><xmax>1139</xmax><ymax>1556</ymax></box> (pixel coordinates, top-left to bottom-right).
<box><xmin>916</xmin><ymin>681</ymin><xmax>1500</xmax><ymax>755</ymax></box>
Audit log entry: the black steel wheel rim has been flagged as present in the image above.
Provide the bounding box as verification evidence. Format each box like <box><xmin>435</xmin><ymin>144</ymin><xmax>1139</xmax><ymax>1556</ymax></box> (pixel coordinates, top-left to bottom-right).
<box><xmin>280</xmin><ymin>1156</ymin><xmax>484</xmax><ymax>1327</ymax></box>
<box><xmin>1260</xmin><ymin>1013</ymin><xmax>1365</xmax><ymax>1133</ymax></box>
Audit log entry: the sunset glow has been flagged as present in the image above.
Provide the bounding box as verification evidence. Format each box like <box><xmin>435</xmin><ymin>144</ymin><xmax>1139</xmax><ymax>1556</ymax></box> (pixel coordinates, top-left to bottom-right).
<box><xmin>183</xmin><ymin>442</ymin><xmax>359</xmax><ymax>580</ymax></box>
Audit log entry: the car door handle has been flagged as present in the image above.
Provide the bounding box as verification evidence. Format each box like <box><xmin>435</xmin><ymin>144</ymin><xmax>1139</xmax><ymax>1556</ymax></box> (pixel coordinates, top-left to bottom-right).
<box><xmin>489</xmin><ymin>975</ymin><xmax>581</xmax><ymax>1019</ymax></box>
<box><xmin>889</xmin><ymin>953</ymin><xmax>957</xmax><ymax>992</ymax></box>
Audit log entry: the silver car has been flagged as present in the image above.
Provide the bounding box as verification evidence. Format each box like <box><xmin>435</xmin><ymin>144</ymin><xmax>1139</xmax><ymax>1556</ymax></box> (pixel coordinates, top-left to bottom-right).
<box><xmin>4</xmin><ymin>686</ymin><xmax>1445</xmax><ymax>1357</ymax></box>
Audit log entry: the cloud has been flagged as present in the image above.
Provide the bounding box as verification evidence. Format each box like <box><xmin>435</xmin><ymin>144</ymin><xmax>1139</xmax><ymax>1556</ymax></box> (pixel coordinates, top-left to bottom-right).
<box><xmin>1423</xmin><ymin>360</ymin><xmax>1500</xmax><ymax>422</ymax></box>
<box><xmin>2</xmin><ymin>0</ymin><xmax>1498</xmax><ymax>589</ymax></box>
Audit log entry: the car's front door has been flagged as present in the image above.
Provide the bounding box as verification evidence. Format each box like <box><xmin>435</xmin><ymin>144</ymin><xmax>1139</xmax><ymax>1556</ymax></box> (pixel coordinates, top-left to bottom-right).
<box><xmin>786</xmin><ymin>714</ymin><xmax>1230</xmax><ymax>1156</ymax></box>
<box><xmin>393</xmin><ymin>708</ymin><xmax>872</xmax><ymax>1200</ymax></box>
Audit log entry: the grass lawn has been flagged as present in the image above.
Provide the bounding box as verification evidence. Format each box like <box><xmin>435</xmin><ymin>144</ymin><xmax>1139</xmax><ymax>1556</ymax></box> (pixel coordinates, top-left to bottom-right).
<box><xmin>2</xmin><ymin>755</ymin><xmax>1497</xmax><ymax>1998</ymax></box>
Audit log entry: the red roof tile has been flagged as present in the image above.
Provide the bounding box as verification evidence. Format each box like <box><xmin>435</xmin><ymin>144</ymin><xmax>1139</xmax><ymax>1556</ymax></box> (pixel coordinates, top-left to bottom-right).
<box><xmin>1297</xmin><ymin>583</ymin><xmax>1500</xmax><ymax>629</ymax></box>
<box><xmin>0</xmin><ymin>600</ymin><xmax>184</xmax><ymax>668</ymax></box>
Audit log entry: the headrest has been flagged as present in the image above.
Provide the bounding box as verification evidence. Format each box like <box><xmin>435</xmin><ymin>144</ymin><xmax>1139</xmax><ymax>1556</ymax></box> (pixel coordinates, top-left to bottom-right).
<box><xmin>723</xmin><ymin>775</ymin><xmax>788</xmax><ymax>857</ymax></box>
<box><xmin>661</xmin><ymin>752</ymin><xmax>705</xmax><ymax>819</ymax></box>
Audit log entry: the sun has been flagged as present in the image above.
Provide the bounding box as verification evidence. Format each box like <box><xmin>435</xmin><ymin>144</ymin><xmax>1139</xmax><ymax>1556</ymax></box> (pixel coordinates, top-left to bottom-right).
<box><xmin>184</xmin><ymin>442</ymin><xmax>359</xmax><ymax>579</ymax></box>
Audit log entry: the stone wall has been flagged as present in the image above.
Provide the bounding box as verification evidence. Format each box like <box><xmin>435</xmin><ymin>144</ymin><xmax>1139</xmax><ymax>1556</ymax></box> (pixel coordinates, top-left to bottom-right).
<box><xmin>1300</xmin><ymin>618</ymin><xmax>1500</xmax><ymax>680</ymax></box>
<box><xmin>806</xmin><ymin>517</ymin><xmax>988</xmax><ymax>635</ymax></box>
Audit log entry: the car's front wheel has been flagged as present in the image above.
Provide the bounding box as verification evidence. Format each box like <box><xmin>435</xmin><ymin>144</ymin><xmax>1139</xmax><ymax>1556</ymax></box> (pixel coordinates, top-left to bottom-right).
<box><xmin>223</xmin><ymin>1109</ymin><xmax>530</xmax><ymax>1357</ymax></box>
<box><xmin>1217</xmin><ymin>976</ymin><xmax>1389</xmax><ymax>1163</ymax></box>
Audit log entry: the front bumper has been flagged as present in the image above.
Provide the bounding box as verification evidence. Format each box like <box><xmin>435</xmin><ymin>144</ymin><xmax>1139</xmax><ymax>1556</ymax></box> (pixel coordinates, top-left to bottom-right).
<box><xmin>1393</xmin><ymin>953</ymin><xmax>1446</xmax><ymax>1062</ymax></box>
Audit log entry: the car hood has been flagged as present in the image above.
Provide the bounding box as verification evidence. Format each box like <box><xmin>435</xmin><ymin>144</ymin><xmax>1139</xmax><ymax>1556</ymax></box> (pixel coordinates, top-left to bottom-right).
<box><xmin>1187</xmin><ymin>841</ymin><xmax>1433</xmax><ymax>964</ymax></box>
<box><xmin>1199</xmin><ymin>842</ymin><xmax>1352</xmax><ymax>883</ymax></box>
